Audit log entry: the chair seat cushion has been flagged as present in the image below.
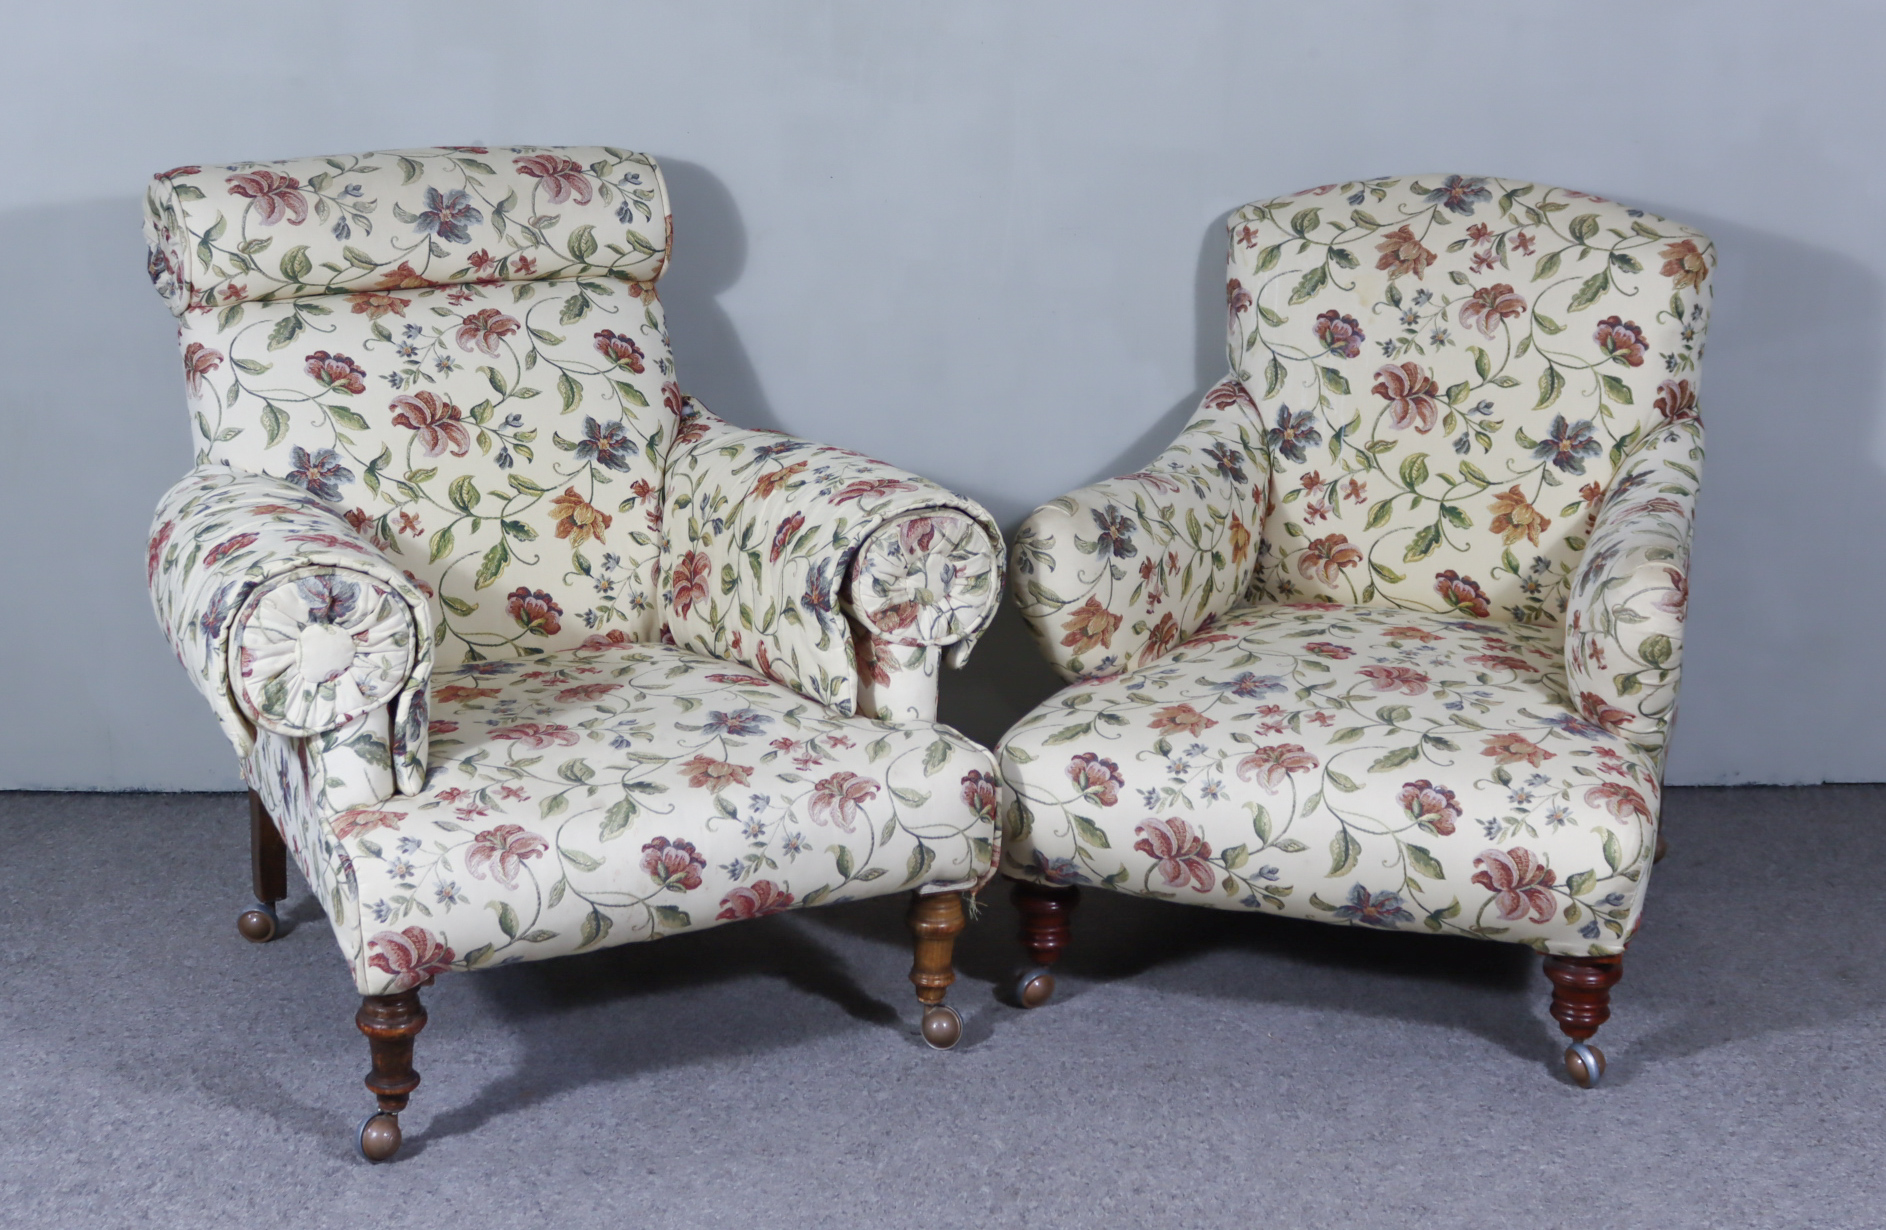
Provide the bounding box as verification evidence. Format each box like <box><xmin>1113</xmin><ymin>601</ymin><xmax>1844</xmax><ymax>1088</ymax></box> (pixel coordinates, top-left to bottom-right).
<box><xmin>997</xmin><ymin>603</ymin><xmax>1662</xmax><ymax>957</ymax></box>
<box><xmin>254</xmin><ymin>638</ymin><xmax>998</xmax><ymax>994</ymax></box>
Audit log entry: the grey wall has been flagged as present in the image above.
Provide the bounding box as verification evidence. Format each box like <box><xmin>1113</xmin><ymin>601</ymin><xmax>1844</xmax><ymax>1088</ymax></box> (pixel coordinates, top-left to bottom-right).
<box><xmin>3</xmin><ymin>0</ymin><xmax>1881</xmax><ymax>789</ymax></box>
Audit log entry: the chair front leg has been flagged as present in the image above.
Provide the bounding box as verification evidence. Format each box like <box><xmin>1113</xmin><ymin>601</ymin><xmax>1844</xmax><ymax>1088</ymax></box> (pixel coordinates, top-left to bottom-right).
<box><xmin>355</xmin><ymin>987</ymin><xmax>427</xmax><ymax>1161</ymax></box>
<box><xmin>237</xmin><ymin>790</ymin><xmax>287</xmax><ymax>943</ymax></box>
<box><xmin>1543</xmin><ymin>953</ymin><xmax>1623</xmax><ymax>1088</ymax></box>
<box><xmin>907</xmin><ymin>890</ymin><xmax>966</xmax><ymax>1049</ymax></box>
<box><xmin>1010</xmin><ymin>878</ymin><xmax>1080</xmax><ymax>1008</ymax></box>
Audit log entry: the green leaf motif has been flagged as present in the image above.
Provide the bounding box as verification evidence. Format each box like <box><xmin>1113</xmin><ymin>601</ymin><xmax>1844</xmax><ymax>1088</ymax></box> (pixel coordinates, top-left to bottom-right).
<box><xmin>278</xmin><ymin>245</ymin><xmax>313</xmax><ymax>282</ymax></box>
<box><xmin>1535</xmin><ymin>365</ymin><xmax>1565</xmax><ymax>410</ymax></box>
<box><xmin>1639</xmin><ymin>632</ymin><xmax>1673</xmax><ymax>667</ymax></box>
<box><xmin>1328</xmin><ymin>828</ymin><xmax>1362</xmax><ymax>878</ymax></box>
<box><xmin>557</xmin><ymin>371</ymin><xmax>582</xmax><ymax>413</ymax></box>
<box><xmin>1369</xmin><ymin>745</ymin><xmax>1422</xmax><ymax>772</ymax></box>
<box><xmin>1600</xmin><ymin>373</ymin><xmax>1635</xmax><ymax>405</ymax></box>
<box><xmin>1407</xmin><ymin>844</ymin><xmax>1445</xmax><ymax>880</ymax></box>
<box><xmin>1399</xmin><ymin>453</ymin><xmax>1430</xmax><ymax>490</ymax></box>
<box><xmin>1287</xmin><ymin>265</ymin><xmax>1328</xmax><ymax>305</ymax></box>
<box><xmin>1403</xmin><ymin>523</ymin><xmax>1441</xmax><ymax>562</ymax></box>
<box><xmin>262</xmin><ymin>403</ymin><xmax>289</xmax><ymax>447</ymax></box>
<box><xmin>1072</xmin><ymin>813</ymin><xmax>1112</xmax><ymax>850</ymax></box>
<box><xmin>1566</xmin><ymin>269</ymin><xmax>1611</xmax><ymax>312</ymax></box>
<box><xmin>449</xmin><ymin>474</ymin><xmax>482</xmax><ymax>513</ymax></box>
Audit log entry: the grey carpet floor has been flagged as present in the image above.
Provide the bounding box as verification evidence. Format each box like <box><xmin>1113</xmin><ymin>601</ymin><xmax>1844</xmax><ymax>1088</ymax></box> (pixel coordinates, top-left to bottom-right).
<box><xmin>1</xmin><ymin>786</ymin><xmax>1882</xmax><ymax>1229</ymax></box>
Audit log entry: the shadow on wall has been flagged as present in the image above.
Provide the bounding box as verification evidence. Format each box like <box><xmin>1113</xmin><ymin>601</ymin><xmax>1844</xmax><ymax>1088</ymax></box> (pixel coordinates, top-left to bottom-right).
<box><xmin>940</xmin><ymin>213</ymin><xmax>1236</xmax><ymax>749</ymax></box>
<box><xmin>656</xmin><ymin>159</ymin><xmax>782</xmax><ymax>433</ymax></box>
<box><xmin>0</xmin><ymin>196</ymin><xmax>234</xmax><ymax>789</ymax></box>
<box><xmin>1647</xmin><ymin>214</ymin><xmax>1886</xmax><ymax>784</ymax></box>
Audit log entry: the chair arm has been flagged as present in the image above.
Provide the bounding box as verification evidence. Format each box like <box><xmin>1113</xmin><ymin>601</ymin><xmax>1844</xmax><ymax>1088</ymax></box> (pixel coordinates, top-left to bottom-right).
<box><xmin>1008</xmin><ymin>377</ymin><xmax>1268</xmax><ymax>680</ymax></box>
<box><xmin>1563</xmin><ymin>418</ymin><xmax>1703</xmax><ymax>754</ymax></box>
<box><xmin>660</xmin><ymin>401</ymin><xmax>1003</xmax><ymax>716</ymax></box>
<box><xmin>148</xmin><ymin>466</ymin><xmax>436</xmax><ymax>793</ymax></box>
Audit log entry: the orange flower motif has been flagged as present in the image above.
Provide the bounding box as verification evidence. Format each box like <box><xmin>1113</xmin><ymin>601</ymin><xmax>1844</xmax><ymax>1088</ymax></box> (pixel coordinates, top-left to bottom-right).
<box><xmin>751</xmin><ymin>460</ymin><xmax>809</xmax><ymax>499</ymax></box>
<box><xmin>1372</xmin><ymin>362</ymin><xmax>1441</xmax><ymax>432</ymax></box>
<box><xmin>333</xmin><ymin>808</ymin><xmax>406</xmax><ymax>840</ymax></box>
<box><xmin>376</xmin><ymin>262</ymin><xmax>433</xmax><ymax>290</ymax></box>
<box><xmin>1482</xmin><ymin>733</ymin><xmax>1554</xmax><ymax>767</ymax></box>
<box><xmin>1297</xmin><ymin>533</ymin><xmax>1363</xmax><ymax>586</ymax></box>
<box><xmin>680</xmin><ymin>754</ymin><xmax>754</xmax><ymax>793</ymax></box>
<box><xmin>1229</xmin><ymin>513</ymin><xmax>1251</xmax><ymax>565</ymax></box>
<box><xmin>1584</xmin><ymin>782</ymin><xmax>1652</xmax><ymax>824</ymax></box>
<box><xmin>1578</xmin><ymin>691</ymin><xmax>1636</xmax><ymax>735</ymax></box>
<box><xmin>1488</xmin><ymin>486</ymin><xmax>1551</xmax><ymax>547</ymax></box>
<box><xmin>1141</xmin><ymin>612</ymin><xmax>1181</xmax><ymax>664</ymax></box>
<box><xmin>1383</xmin><ymin>625</ymin><xmax>1443</xmax><ymax>642</ymax></box>
<box><xmin>347</xmin><ymin>290</ymin><xmax>411</xmax><ymax>318</ymax></box>
<box><xmin>1375</xmin><ymin>225</ymin><xmax>1436</xmax><ymax>280</ymax></box>
<box><xmin>671</xmin><ymin>550</ymin><xmax>711</xmax><ymax>619</ymax></box>
<box><xmin>1059</xmin><ymin>596</ymin><xmax>1123</xmax><ymax>655</ymax></box>
<box><xmin>550</xmin><ymin>487</ymin><xmax>612</xmax><ymax>547</ymax></box>
<box><xmin>1235</xmin><ymin>744</ymin><xmax>1319</xmax><ymax>789</ymax></box>
<box><xmin>1149</xmin><ymin>704</ymin><xmax>1217</xmax><ymax>735</ymax></box>
<box><xmin>1659</xmin><ymin>239</ymin><xmax>1709</xmax><ymax>290</ymax></box>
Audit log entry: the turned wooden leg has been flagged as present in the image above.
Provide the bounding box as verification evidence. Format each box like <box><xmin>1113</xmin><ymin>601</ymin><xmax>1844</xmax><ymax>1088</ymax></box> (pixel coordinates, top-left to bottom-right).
<box><xmin>1010</xmin><ymin>877</ymin><xmax>1080</xmax><ymax>1008</ymax></box>
<box><xmin>355</xmin><ymin>988</ymin><xmax>427</xmax><ymax>1161</ymax></box>
<box><xmin>1655</xmin><ymin>833</ymin><xmax>1670</xmax><ymax>863</ymax></box>
<box><xmin>907</xmin><ymin>891</ymin><xmax>967</xmax><ymax>1049</ymax></box>
<box><xmin>1543</xmin><ymin>953</ymin><xmax>1623</xmax><ymax>1088</ymax></box>
<box><xmin>237</xmin><ymin>790</ymin><xmax>288</xmax><ymax>943</ymax></box>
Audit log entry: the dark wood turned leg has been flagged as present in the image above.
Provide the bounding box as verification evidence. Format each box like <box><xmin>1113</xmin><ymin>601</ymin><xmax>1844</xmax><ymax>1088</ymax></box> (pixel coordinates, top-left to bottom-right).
<box><xmin>1543</xmin><ymin>953</ymin><xmax>1623</xmax><ymax>1088</ymax></box>
<box><xmin>355</xmin><ymin>988</ymin><xmax>427</xmax><ymax>1161</ymax></box>
<box><xmin>1011</xmin><ymin>877</ymin><xmax>1080</xmax><ymax>967</ymax></box>
<box><xmin>1655</xmin><ymin>833</ymin><xmax>1669</xmax><ymax>863</ymax></box>
<box><xmin>908</xmin><ymin>891</ymin><xmax>966</xmax><ymax>1049</ymax></box>
<box><xmin>1009</xmin><ymin>877</ymin><xmax>1081</xmax><ymax>1009</ymax></box>
<box><xmin>250</xmin><ymin>790</ymin><xmax>287</xmax><ymax>904</ymax></box>
<box><xmin>238</xmin><ymin>790</ymin><xmax>288</xmax><ymax>943</ymax></box>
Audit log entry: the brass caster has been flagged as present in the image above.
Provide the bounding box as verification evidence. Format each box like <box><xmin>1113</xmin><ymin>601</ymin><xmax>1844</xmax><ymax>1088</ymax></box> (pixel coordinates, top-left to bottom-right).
<box><xmin>237</xmin><ymin>902</ymin><xmax>279</xmax><ymax>944</ymax></box>
<box><xmin>1564</xmin><ymin>1041</ymin><xmax>1606</xmax><ymax>1089</ymax></box>
<box><xmin>357</xmin><ymin>1111</ymin><xmax>401</xmax><ymax>1162</ymax></box>
<box><xmin>920</xmin><ymin>1004</ymin><xmax>963</xmax><ymax>1050</ymax></box>
<box><xmin>1015</xmin><ymin>967</ymin><xmax>1055</xmax><ymax>1009</ymax></box>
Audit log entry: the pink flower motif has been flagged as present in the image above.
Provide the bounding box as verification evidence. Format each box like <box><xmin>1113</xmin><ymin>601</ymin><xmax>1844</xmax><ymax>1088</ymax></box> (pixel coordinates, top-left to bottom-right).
<box><xmin>641</xmin><ymin>836</ymin><xmax>705</xmax><ymax>891</ymax></box>
<box><xmin>594</xmin><ymin>329</ymin><xmax>645</xmax><ymax>372</ymax></box>
<box><xmin>1584</xmin><ymin>782</ymin><xmax>1652</xmax><ymax>825</ymax></box>
<box><xmin>1457</xmin><ymin>283</ymin><xmax>1527</xmax><ymax>337</ymax></box>
<box><xmin>832</xmin><ymin>478</ymin><xmax>917</xmax><ymax>506</ymax></box>
<box><xmin>1396</xmin><ymin>780</ymin><xmax>1461</xmax><ymax>835</ymax></box>
<box><xmin>514</xmin><ymin>153</ymin><xmax>593</xmax><ymax>205</ymax></box>
<box><xmin>1372</xmin><ymin>362</ymin><xmax>1441</xmax><ymax>432</ymax></box>
<box><xmin>202</xmin><ymin>532</ymin><xmax>258</xmax><ymax>567</ymax></box>
<box><xmin>464</xmin><ymin>824</ymin><xmax>549</xmax><ymax>889</ymax></box>
<box><xmin>961</xmin><ymin>770</ymin><xmax>999</xmax><ymax>823</ymax></box>
<box><xmin>306</xmin><ymin>350</ymin><xmax>367</xmax><ymax>394</ymax></box>
<box><xmin>1133</xmin><ymin>817</ymin><xmax>1215</xmax><ymax>893</ymax></box>
<box><xmin>1358</xmin><ymin>665</ymin><xmax>1430</xmax><ymax>695</ymax></box>
<box><xmin>1304</xmin><ymin>641</ymin><xmax>1354</xmax><ymax>659</ymax></box>
<box><xmin>1235</xmin><ymin>744</ymin><xmax>1319</xmax><ymax>789</ymax></box>
<box><xmin>182</xmin><ymin>342</ymin><xmax>223</xmax><ymax>396</ymax></box>
<box><xmin>333</xmin><ymin>808</ymin><xmax>406</xmax><ymax>840</ymax></box>
<box><xmin>671</xmin><ymin>550</ymin><xmax>711</xmax><ymax>619</ymax></box>
<box><xmin>556</xmin><ymin>683</ymin><xmax>621</xmax><ymax>703</ymax></box>
<box><xmin>455</xmin><ymin>308</ymin><xmax>521</xmax><ymax>355</ymax></box>
<box><xmin>489</xmin><ymin>722</ymin><xmax>581</xmax><ymax>749</ymax></box>
<box><xmin>1471</xmin><ymin>847</ymin><xmax>1558</xmax><ymax>923</ymax></box>
<box><xmin>147</xmin><ymin>520</ymin><xmax>174</xmax><ymax>582</ymax></box>
<box><xmin>389</xmin><ymin>390</ymin><xmax>471</xmax><ymax>457</ymax></box>
<box><xmin>808</xmin><ymin>772</ymin><xmax>880</xmax><ymax>832</ymax></box>
<box><xmin>225</xmin><ymin>169</ymin><xmax>308</xmax><ymax>225</ymax></box>
<box><xmin>680</xmin><ymin>754</ymin><xmax>754</xmax><ymax>793</ymax></box>
<box><xmin>366</xmin><ymin>925</ymin><xmax>455</xmax><ymax>992</ymax></box>
<box><xmin>717</xmin><ymin>880</ymin><xmax>796</xmax><ymax>920</ymax></box>
<box><xmin>1066</xmin><ymin>753</ymin><xmax>1124</xmax><ymax>807</ymax></box>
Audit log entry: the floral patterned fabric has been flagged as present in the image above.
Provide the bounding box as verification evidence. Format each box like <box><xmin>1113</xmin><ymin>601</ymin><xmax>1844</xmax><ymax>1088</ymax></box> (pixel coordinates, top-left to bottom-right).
<box><xmin>147</xmin><ymin>148</ymin><xmax>677</xmax><ymax>669</ymax></box>
<box><xmin>148</xmin><ymin>466</ymin><xmax>435</xmax><ymax>793</ymax></box>
<box><xmin>231</xmin><ymin>567</ymin><xmax>416</xmax><ymax>737</ymax></box>
<box><xmin>145</xmin><ymin>146</ymin><xmax>669</xmax><ymax>316</ymax></box>
<box><xmin>147</xmin><ymin>147</ymin><xmax>1005</xmax><ymax>998</ymax></box>
<box><xmin>661</xmin><ymin>404</ymin><xmax>1003</xmax><ymax>716</ymax></box>
<box><xmin>999</xmin><ymin>603</ymin><xmax>1660</xmax><ymax>956</ymax></box>
<box><xmin>1001</xmin><ymin>176</ymin><xmax>1712</xmax><ymax>960</ymax></box>
<box><xmin>1009</xmin><ymin>377</ymin><xmax>1268</xmax><ymax>681</ymax></box>
<box><xmin>246</xmin><ymin>637</ymin><xmax>1000</xmax><ymax>995</ymax></box>
<box><xmin>1564</xmin><ymin>418</ymin><xmax>1700</xmax><ymax>752</ymax></box>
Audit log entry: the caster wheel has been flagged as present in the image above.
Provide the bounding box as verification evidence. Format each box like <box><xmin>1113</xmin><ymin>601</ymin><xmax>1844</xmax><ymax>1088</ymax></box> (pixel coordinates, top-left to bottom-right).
<box><xmin>357</xmin><ymin>1111</ymin><xmax>401</xmax><ymax>1162</ymax></box>
<box><xmin>1015</xmin><ymin>967</ymin><xmax>1055</xmax><ymax>1009</ymax></box>
<box><xmin>1564</xmin><ymin>1041</ymin><xmax>1606</xmax><ymax>1089</ymax></box>
<box><xmin>920</xmin><ymin>1004</ymin><xmax>963</xmax><ymax>1050</ymax></box>
<box><xmin>236</xmin><ymin>902</ymin><xmax>279</xmax><ymax>944</ymax></box>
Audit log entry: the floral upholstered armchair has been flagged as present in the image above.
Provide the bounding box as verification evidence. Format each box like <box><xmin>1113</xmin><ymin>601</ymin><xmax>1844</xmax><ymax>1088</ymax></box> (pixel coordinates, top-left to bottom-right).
<box><xmin>999</xmin><ymin>176</ymin><xmax>1710</xmax><ymax>1086</ymax></box>
<box><xmin>143</xmin><ymin>147</ymin><xmax>1004</xmax><ymax>1159</ymax></box>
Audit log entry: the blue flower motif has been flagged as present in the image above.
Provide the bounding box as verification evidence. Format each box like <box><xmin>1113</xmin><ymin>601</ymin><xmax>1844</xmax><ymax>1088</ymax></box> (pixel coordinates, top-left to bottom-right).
<box><xmin>1533</xmin><ymin>415</ymin><xmax>1603</xmax><ymax>474</ymax></box>
<box><xmin>286</xmin><ymin>446</ymin><xmax>354</xmax><ymax>501</ymax></box>
<box><xmin>1090</xmin><ymin>506</ymin><xmax>1138</xmax><ymax>561</ymax></box>
<box><xmin>1268</xmin><ymin>404</ymin><xmax>1322</xmax><ymax>464</ymax></box>
<box><xmin>574</xmin><ymin>416</ymin><xmax>635</xmax><ymax>471</ymax></box>
<box><xmin>1330</xmin><ymin>883</ymin><xmax>1416</xmax><ymax>928</ymax></box>
<box><xmin>1211</xmin><ymin>671</ymin><xmax>1287</xmax><ymax>698</ymax></box>
<box><xmin>703</xmin><ymin>708</ymin><xmax>771</xmax><ymax>737</ymax></box>
<box><xmin>1425</xmin><ymin>175</ymin><xmax>1492</xmax><ymax>216</ymax></box>
<box><xmin>413</xmin><ymin>186</ymin><xmax>484</xmax><ymax>244</ymax></box>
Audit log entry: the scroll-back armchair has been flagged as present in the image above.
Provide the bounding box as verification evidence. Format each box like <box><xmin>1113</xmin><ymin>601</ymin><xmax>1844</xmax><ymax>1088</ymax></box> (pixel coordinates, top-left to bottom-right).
<box><xmin>1000</xmin><ymin>175</ymin><xmax>1711</xmax><ymax>1085</ymax></box>
<box><xmin>144</xmin><ymin>146</ymin><xmax>1004</xmax><ymax>1159</ymax></box>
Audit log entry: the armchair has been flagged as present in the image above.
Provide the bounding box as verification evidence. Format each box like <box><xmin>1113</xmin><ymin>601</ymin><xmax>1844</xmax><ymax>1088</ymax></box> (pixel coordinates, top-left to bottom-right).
<box><xmin>1000</xmin><ymin>175</ymin><xmax>1711</xmax><ymax>1085</ymax></box>
<box><xmin>144</xmin><ymin>146</ymin><xmax>1003</xmax><ymax>1159</ymax></box>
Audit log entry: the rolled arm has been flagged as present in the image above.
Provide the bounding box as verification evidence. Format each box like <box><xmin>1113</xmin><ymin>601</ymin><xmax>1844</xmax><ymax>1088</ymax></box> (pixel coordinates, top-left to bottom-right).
<box><xmin>1008</xmin><ymin>377</ymin><xmax>1269</xmax><ymax>680</ymax></box>
<box><xmin>660</xmin><ymin>401</ymin><xmax>1002</xmax><ymax>717</ymax></box>
<box><xmin>1564</xmin><ymin>418</ymin><xmax>1703</xmax><ymax>754</ymax></box>
<box><xmin>148</xmin><ymin>466</ymin><xmax>436</xmax><ymax>793</ymax></box>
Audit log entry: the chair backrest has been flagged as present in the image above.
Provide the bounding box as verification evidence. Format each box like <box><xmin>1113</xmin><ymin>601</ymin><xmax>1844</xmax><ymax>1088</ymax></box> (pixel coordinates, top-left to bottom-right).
<box><xmin>1225</xmin><ymin>175</ymin><xmax>1712</xmax><ymax>626</ymax></box>
<box><xmin>146</xmin><ymin>146</ymin><xmax>676</xmax><ymax>665</ymax></box>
